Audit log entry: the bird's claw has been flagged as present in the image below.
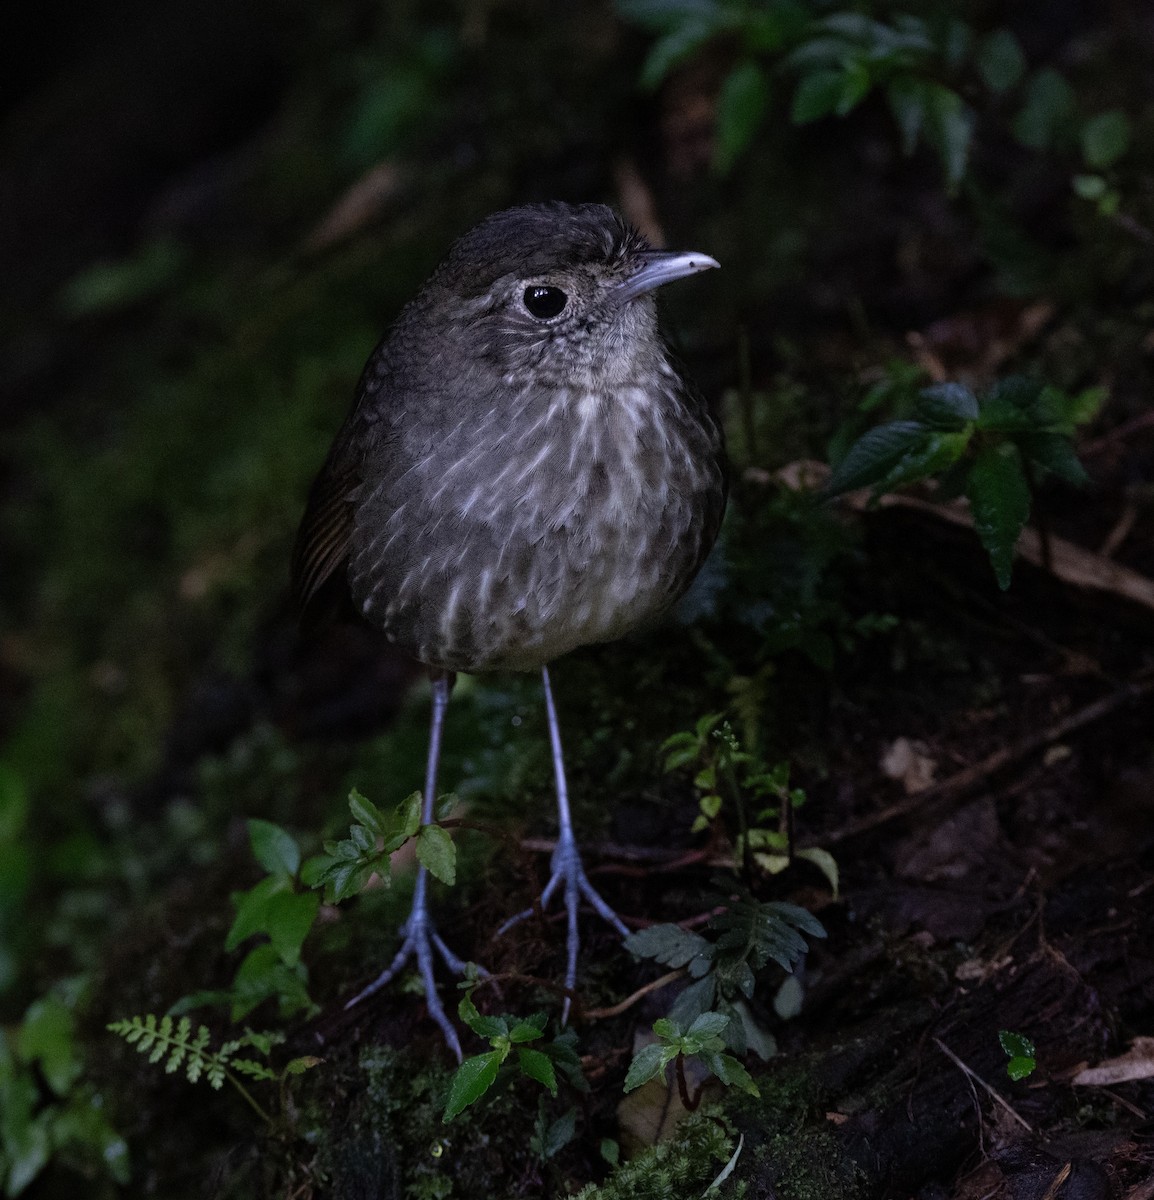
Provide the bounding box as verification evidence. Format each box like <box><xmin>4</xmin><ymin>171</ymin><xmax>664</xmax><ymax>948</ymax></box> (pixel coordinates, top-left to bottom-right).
<box><xmin>498</xmin><ymin>831</ymin><xmax>629</xmax><ymax>1022</ymax></box>
<box><xmin>346</xmin><ymin>902</ymin><xmax>484</xmax><ymax>1062</ymax></box>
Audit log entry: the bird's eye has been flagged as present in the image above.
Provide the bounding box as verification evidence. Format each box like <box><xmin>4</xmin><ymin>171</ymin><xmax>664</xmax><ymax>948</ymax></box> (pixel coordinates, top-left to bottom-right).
<box><xmin>522</xmin><ymin>285</ymin><xmax>568</xmax><ymax>319</ymax></box>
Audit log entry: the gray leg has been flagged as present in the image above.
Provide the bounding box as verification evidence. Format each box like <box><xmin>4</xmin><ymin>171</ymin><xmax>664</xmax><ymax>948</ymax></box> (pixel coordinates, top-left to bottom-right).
<box><xmin>345</xmin><ymin>671</ymin><xmax>478</xmax><ymax>1061</ymax></box>
<box><xmin>499</xmin><ymin>665</ymin><xmax>629</xmax><ymax>1022</ymax></box>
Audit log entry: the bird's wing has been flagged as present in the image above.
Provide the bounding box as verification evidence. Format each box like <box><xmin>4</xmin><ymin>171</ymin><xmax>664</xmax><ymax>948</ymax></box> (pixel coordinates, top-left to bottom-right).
<box><xmin>291</xmin><ymin>430</ymin><xmax>361</xmax><ymax>613</ymax></box>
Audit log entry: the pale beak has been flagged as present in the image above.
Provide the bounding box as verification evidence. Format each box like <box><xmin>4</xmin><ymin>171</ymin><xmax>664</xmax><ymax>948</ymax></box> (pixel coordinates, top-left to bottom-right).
<box><xmin>617</xmin><ymin>250</ymin><xmax>720</xmax><ymax>302</ymax></box>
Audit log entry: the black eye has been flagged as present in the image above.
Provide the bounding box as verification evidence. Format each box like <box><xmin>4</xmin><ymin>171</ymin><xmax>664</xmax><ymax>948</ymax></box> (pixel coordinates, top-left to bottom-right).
<box><xmin>523</xmin><ymin>285</ymin><xmax>568</xmax><ymax>319</ymax></box>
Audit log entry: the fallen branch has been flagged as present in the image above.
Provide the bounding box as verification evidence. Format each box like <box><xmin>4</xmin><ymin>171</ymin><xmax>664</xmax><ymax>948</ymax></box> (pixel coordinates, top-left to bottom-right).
<box><xmin>933</xmin><ymin>1037</ymin><xmax>1034</xmax><ymax>1133</ymax></box>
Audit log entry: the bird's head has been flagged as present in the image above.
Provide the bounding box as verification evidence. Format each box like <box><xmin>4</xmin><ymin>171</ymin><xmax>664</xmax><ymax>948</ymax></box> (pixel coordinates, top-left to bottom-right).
<box><xmin>406</xmin><ymin>202</ymin><xmax>718</xmax><ymax>389</ymax></box>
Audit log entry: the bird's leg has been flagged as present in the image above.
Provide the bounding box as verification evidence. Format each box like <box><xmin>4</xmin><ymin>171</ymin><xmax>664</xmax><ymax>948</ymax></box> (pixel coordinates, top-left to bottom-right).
<box><xmin>498</xmin><ymin>665</ymin><xmax>629</xmax><ymax>1022</ymax></box>
<box><xmin>345</xmin><ymin>670</ymin><xmax>477</xmax><ymax>1061</ymax></box>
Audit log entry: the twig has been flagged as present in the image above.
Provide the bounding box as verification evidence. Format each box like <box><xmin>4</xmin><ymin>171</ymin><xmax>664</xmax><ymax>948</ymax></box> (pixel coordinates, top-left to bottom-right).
<box><xmin>1040</xmin><ymin>1162</ymin><xmax>1072</xmax><ymax>1200</ymax></box>
<box><xmin>818</xmin><ymin>676</ymin><xmax>1154</xmax><ymax>845</ymax></box>
<box><xmin>583</xmin><ymin>970</ymin><xmax>686</xmax><ymax>1021</ymax></box>
<box><xmin>932</xmin><ymin>1037</ymin><xmax>1034</xmax><ymax>1133</ymax></box>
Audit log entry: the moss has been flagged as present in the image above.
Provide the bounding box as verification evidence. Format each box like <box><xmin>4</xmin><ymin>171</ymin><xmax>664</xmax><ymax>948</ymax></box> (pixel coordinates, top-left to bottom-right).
<box><xmin>572</xmin><ymin>1110</ymin><xmax>735</xmax><ymax>1200</ymax></box>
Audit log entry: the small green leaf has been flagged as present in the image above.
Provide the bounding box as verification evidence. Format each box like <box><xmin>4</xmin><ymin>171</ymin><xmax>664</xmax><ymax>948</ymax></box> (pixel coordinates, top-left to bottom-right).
<box><xmin>639</xmin><ymin>21</ymin><xmax>717</xmax><ymax>90</ymax></box>
<box><xmin>508</xmin><ymin>1014</ymin><xmax>547</xmax><ymax>1043</ymax></box>
<box><xmin>1081</xmin><ymin>109</ymin><xmax>1131</xmax><ymax>170</ymax></box>
<box><xmin>1019</xmin><ymin>432</ymin><xmax>1088</xmax><ymax>486</ymax></box>
<box><xmin>517</xmin><ymin>1048</ymin><xmax>558</xmax><ymax>1094</ymax></box>
<box><xmin>623</xmin><ymin>1042</ymin><xmax>675</xmax><ymax>1092</ymax></box>
<box><xmin>17</xmin><ymin>996</ymin><xmax>81</xmax><ymax>1097</ymax></box>
<box><xmin>701</xmin><ymin>1051</ymin><xmax>760</xmax><ymax>1096</ymax></box>
<box><xmin>1073</xmin><ymin>173</ymin><xmax>1108</xmax><ymax>200</ymax></box>
<box><xmin>652</xmin><ymin>1017</ymin><xmax>681</xmax><ymax>1042</ymax></box>
<box><xmin>262</xmin><ymin>890</ymin><xmax>321</xmax><ymax>965</ymax></box>
<box><xmin>283</xmin><ymin>1055</ymin><xmax>323</xmax><ymax>1076</ymax></box>
<box><xmin>625</xmin><ymin>925</ymin><xmax>714</xmax><ymax>974</ymax></box>
<box><xmin>999</xmin><ymin>1029</ymin><xmax>1036</xmax><ymax>1058</ymax></box>
<box><xmin>225</xmin><ymin>876</ymin><xmax>284</xmax><ymax>952</ymax></box>
<box><xmin>458</xmin><ymin>993</ymin><xmax>509</xmax><ymax>1041</ymax></box>
<box><xmin>685</xmin><ymin>1010</ymin><xmax>730</xmax><ymax>1042</ymax></box>
<box><xmin>416</xmin><ymin>825</ymin><xmax>456</xmax><ymax>886</ymax></box>
<box><xmin>539</xmin><ymin>1106</ymin><xmax>577</xmax><ymax>1157</ymax></box>
<box><xmin>443</xmin><ymin>1050</ymin><xmax>504</xmax><ymax>1120</ymax></box>
<box><xmin>1006</xmin><ymin>1055</ymin><xmax>1036</xmax><ymax>1080</ymax></box>
<box><xmin>916</xmin><ymin>383</ymin><xmax>980</xmax><ymax>429</ymax></box>
<box><xmin>976</xmin><ymin>29</ymin><xmax>1025</xmax><ymax>93</ymax></box>
<box><xmin>967</xmin><ymin>443</ymin><xmax>1031</xmax><ymax>590</ymax></box>
<box><xmin>348</xmin><ymin>788</ymin><xmax>386</xmax><ymax>836</ymax></box>
<box><xmin>396</xmin><ymin>792</ymin><xmax>422</xmax><ymax>839</ymax></box>
<box><xmin>824</xmin><ymin>420</ymin><xmax>930</xmax><ymax>495</ymax></box>
<box><xmin>715</xmin><ymin>61</ymin><xmax>769</xmax><ymax>173</ymax></box>
<box><xmin>247</xmin><ymin>819</ymin><xmax>300</xmax><ymax>880</ymax></box>
<box><xmin>1012</xmin><ymin>68</ymin><xmax>1076</xmax><ymax>150</ymax></box>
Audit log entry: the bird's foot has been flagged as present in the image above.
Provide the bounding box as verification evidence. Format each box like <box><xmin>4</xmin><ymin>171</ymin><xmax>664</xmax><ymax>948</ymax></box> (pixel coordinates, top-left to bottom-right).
<box><xmin>345</xmin><ymin>900</ymin><xmax>482</xmax><ymax>1062</ymax></box>
<box><xmin>498</xmin><ymin>831</ymin><xmax>629</xmax><ymax>1022</ymax></box>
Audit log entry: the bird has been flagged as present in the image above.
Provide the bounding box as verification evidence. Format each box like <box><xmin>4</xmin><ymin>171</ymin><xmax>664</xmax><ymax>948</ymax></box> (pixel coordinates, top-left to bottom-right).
<box><xmin>293</xmin><ymin>201</ymin><xmax>725</xmax><ymax>1058</ymax></box>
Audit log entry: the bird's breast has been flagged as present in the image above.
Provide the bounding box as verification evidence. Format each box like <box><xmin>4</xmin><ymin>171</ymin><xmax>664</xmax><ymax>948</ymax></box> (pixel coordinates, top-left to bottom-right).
<box><xmin>349</xmin><ymin>376</ymin><xmax>723</xmax><ymax>673</ymax></box>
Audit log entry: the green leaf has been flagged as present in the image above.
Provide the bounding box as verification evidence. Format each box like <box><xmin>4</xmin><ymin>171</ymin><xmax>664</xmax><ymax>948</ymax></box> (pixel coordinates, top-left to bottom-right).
<box><xmin>976</xmin><ymin>30</ymin><xmax>1025</xmax><ymax>93</ymax></box>
<box><xmin>458</xmin><ymin>993</ymin><xmax>509</xmax><ymax>1042</ymax></box>
<box><xmin>538</xmin><ymin>1106</ymin><xmax>577</xmax><ymax>1157</ymax></box>
<box><xmin>714</xmin><ymin>61</ymin><xmax>769</xmax><ymax>174</ymax></box>
<box><xmin>1073</xmin><ymin>173</ymin><xmax>1108</xmax><ymax>200</ymax></box>
<box><xmin>824</xmin><ymin>420</ymin><xmax>930</xmax><ymax>495</ymax></box>
<box><xmin>1081</xmin><ymin>110</ymin><xmax>1131</xmax><ymax>170</ymax></box>
<box><xmin>790</xmin><ymin>69</ymin><xmax>845</xmax><ymax>124</ymax></box>
<box><xmin>348</xmin><ymin>788</ymin><xmax>387</xmax><ymax>836</ymax></box>
<box><xmin>416</xmin><ymin>824</ymin><xmax>456</xmax><ymax>886</ymax></box>
<box><xmin>443</xmin><ymin>1050</ymin><xmax>503</xmax><ymax>1120</ymax></box>
<box><xmin>16</xmin><ymin>996</ymin><xmax>81</xmax><ymax>1097</ymax></box>
<box><xmin>517</xmin><ymin>1048</ymin><xmax>558</xmax><ymax>1094</ymax></box>
<box><xmin>701</xmin><ymin>1051</ymin><xmax>760</xmax><ymax>1096</ymax></box>
<box><xmin>225</xmin><ymin>875</ymin><xmax>284</xmax><ymax>951</ymax></box>
<box><xmin>795</xmin><ymin>847</ymin><xmax>840</xmax><ymax>897</ymax></box>
<box><xmin>999</xmin><ymin>1029</ymin><xmax>1036</xmax><ymax>1058</ymax></box>
<box><xmin>508</xmin><ymin>1014</ymin><xmax>547</xmax><ymax>1043</ymax></box>
<box><xmin>685</xmin><ymin>1011</ymin><xmax>730</xmax><ymax>1043</ymax></box>
<box><xmin>886</xmin><ymin>76</ymin><xmax>925</xmax><ymax>157</ymax></box>
<box><xmin>625</xmin><ymin>925</ymin><xmax>714</xmax><ymax>975</ymax></box>
<box><xmin>1006</xmin><ymin>1055</ymin><xmax>1036</xmax><ymax>1081</ymax></box>
<box><xmin>623</xmin><ymin>1042</ymin><xmax>675</xmax><ymax>1092</ymax></box>
<box><xmin>652</xmin><ymin>1017</ymin><xmax>681</xmax><ymax>1041</ymax></box>
<box><xmin>916</xmin><ymin>383</ymin><xmax>979</xmax><ymax>429</ymax></box>
<box><xmin>1012</xmin><ymin>68</ymin><xmax>1076</xmax><ymax>150</ymax></box>
<box><xmin>923</xmin><ymin>84</ymin><xmax>973</xmax><ymax>191</ymax></box>
<box><xmin>966</xmin><ymin>443</ymin><xmax>1031</xmax><ymax>590</ymax></box>
<box><xmin>639</xmin><ymin>21</ymin><xmax>717</xmax><ymax>90</ymax></box>
<box><xmin>262</xmin><ymin>890</ymin><xmax>321</xmax><ymax>965</ymax></box>
<box><xmin>1019</xmin><ymin>433</ymin><xmax>1088</xmax><ymax>486</ymax></box>
<box><xmin>396</xmin><ymin>792</ymin><xmax>422</xmax><ymax>840</ymax></box>
<box><xmin>247</xmin><ymin>819</ymin><xmax>299</xmax><ymax>880</ymax></box>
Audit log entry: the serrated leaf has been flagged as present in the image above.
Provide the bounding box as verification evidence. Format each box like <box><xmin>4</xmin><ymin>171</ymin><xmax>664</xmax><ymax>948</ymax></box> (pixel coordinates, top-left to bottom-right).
<box><xmin>1007</xmin><ymin>1055</ymin><xmax>1036</xmax><ymax>1080</ymax></box>
<box><xmin>416</xmin><ymin>824</ymin><xmax>456</xmax><ymax>885</ymax></box>
<box><xmin>976</xmin><ymin>29</ymin><xmax>1025</xmax><ymax>93</ymax></box>
<box><xmin>625</xmin><ymin>924</ymin><xmax>714</xmax><ymax>973</ymax></box>
<box><xmin>247</xmin><ymin>819</ymin><xmax>299</xmax><ymax>880</ymax></box>
<box><xmin>685</xmin><ymin>1011</ymin><xmax>730</xmax><ymax>1042</ymax></box>
<box><xmin>623</xmin><ymin>1042</ymin><xmax>675</xmax><ymax>1092</ymax></box>
<box><xmin>458</xmin><ymin>993</ymin><xmax>509</xmax><ymax>1041</ymax></box>
<box><xmin>916</xmin><ymin>383</ymin><xmax>980</xmax><ymax>429</ymax></box>
<box><xmin>1019</xmin><ymin>432</ymin><xmax>1088</xmax><ymax>486</ymax></box>
<box><xmin>1082</xmin><ymin>110</ymin><xmax>1131</xmax><ymax>170</ymax></box>
<box><xmin>540</xmin><ymin>1106</ymin><xmax>576</xmax><ymax>1157</ymax></box>
<box><xmin>824</xmin><ymin>420</ymin><xmax>930</xmax><ymax>495</ymax></box>
<box><xmin>443</xmin><ymin>1050</ymin><xmax>504</xmax><ymax>1120</ymax></box>
<box><xmin>652</xmin><ymin>1017</ymin><xmax>681</xmax><ymax>1041</ymax></box>
<box><xmin>396</xmin><ymin>792</ymin><xmax>422</xmax><ymax>839</ymax></box>
<box><xmin>508</xmin><ymin>1014</ymin><xmax>547</xmax><ymax>1043</ymax></box>
<box><xmin>348</xmin><ymin>787</ymin><xmax>386</xmax><ymax>836</ymax></box>
<box><xmin>284</xmin><ymin>1055</ymin><xmax>323</xmax><ymax>1075</ymax></box>
<box><xmin>517</xmin><ymin>1048</ymin><xmax>558</xmax><ymax>1094</ymax></box>
<box><xmin>967</xmin><ymin>443</ymin><xmax>1031</xmax><ymax>590</ymax></box>
<box><xmin>715</xmin><ymin>61</ymin><xmax>769</xmax><ymax>173</ymax></box>
<box><xmin>999</xmin><ymin>1029</ymin><xmax>1036</xmax><ymax>1058</ymax></box>
<box><xmin>669</xmin><ymin>974</ymin><xmax>718</xmax><ymax>1028</ymax></box>
<box><xmin>701</xmin><ymin>1051</ymin><xmax>760</xmax><ymax>1096</ymax></box>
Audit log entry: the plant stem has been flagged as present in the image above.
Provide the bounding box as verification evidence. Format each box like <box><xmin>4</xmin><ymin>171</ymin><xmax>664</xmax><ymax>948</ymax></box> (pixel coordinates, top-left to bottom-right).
<box><xmin>226</xmin><ymin>1070</ymin><xmax>276</xmax><ymax>1128</ymax></box>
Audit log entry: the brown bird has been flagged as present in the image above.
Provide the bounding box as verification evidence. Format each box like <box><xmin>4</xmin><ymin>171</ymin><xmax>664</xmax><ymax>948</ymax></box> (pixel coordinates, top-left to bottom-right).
<box><xmin>294</xmin><ymin>202</ymin><xmax>724</xmax><ymax>1057</ymax></box>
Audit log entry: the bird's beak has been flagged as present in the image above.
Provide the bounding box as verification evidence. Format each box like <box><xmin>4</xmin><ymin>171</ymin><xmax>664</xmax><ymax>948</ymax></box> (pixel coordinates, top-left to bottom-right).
<box><xmin>616</xmin><ymin>250</ymin><xmax>720</xmax><ymax>303</ymax></box>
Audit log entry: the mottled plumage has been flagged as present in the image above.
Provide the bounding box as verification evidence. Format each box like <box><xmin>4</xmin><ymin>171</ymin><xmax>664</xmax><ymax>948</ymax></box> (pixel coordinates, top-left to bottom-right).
<box><xmin>293</xmin><ymin>202</ymin><xmax>724</xmax><ymax>1056</ymax></box>
<box><xmin>294</xmin><ymin>202</ymin><xmax>725</xmax><ymax>670</ymax></box>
